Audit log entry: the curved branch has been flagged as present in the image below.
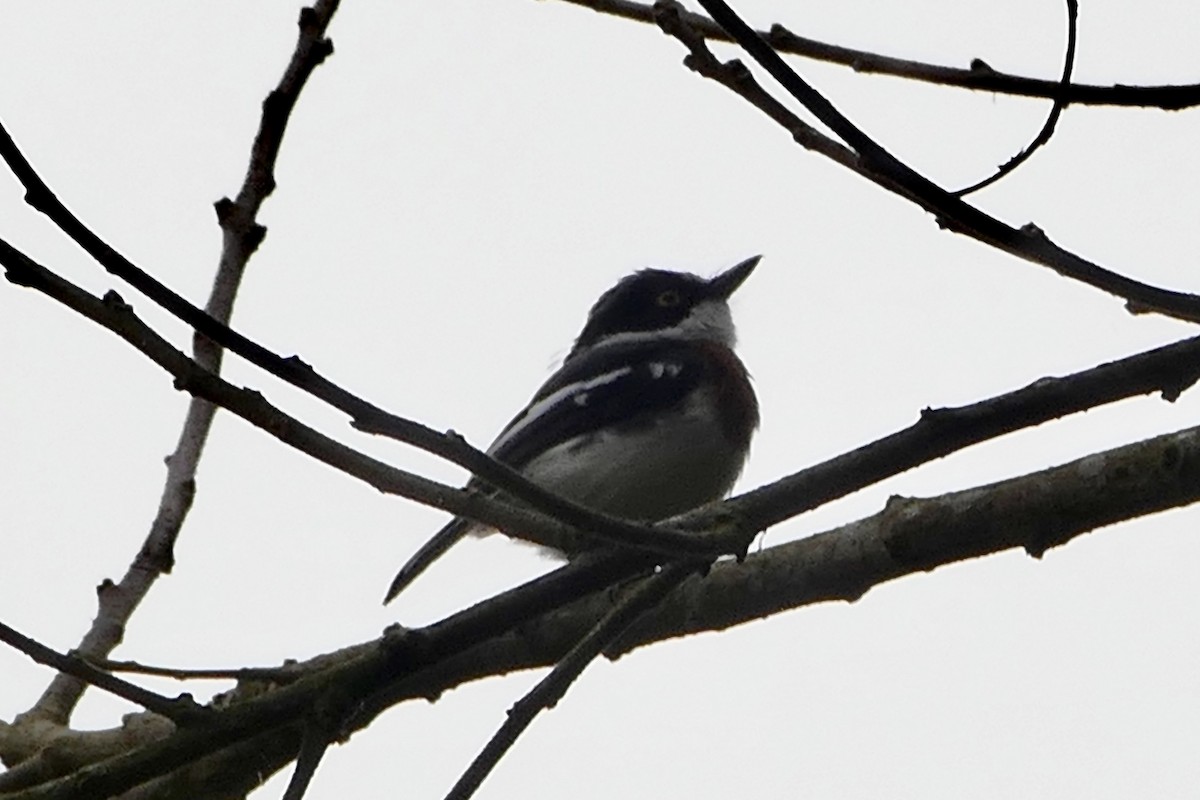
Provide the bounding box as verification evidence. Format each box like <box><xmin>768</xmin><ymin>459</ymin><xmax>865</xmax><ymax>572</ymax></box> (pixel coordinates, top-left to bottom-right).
<box><xmin>558</xmin><ymin>0</ymin><xmax>1200</xmax><ymax>109</ymax></box>
<box><xmin>953</xmin><ymin>0</ymin><xmax>1078</xmax><ymax>196</ymax></box>
<box><xmin>657</xmin><ymin>1</ymin><xmax>1200</xmax><ymax>322</ymax></box>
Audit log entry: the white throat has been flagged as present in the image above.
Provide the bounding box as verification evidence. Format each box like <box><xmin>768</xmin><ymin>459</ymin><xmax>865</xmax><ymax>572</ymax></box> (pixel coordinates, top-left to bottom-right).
<box><xmin>674</xmin><ymin>298</ymin><xmax>737</xmax><ymax>347</ymax></box>
<box><xmin>592</xmin><ymin>299</ymin><xmax>737</xmax><ymax>351</ymax></box>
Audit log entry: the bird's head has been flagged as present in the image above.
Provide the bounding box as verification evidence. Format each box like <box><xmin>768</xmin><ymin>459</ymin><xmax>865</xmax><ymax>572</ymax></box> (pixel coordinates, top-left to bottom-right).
<box><xmin>567</xmin><ymin>255</ymin><xmax>760</xmax><ymax>358</ymax></box>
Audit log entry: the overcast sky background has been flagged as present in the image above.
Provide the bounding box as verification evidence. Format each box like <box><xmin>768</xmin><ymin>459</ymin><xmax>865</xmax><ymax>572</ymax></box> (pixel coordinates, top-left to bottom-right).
<box><xmin>2</xmin><ymin>2</ymin><xmax>1199</xmax><ymax>798</ymax></box>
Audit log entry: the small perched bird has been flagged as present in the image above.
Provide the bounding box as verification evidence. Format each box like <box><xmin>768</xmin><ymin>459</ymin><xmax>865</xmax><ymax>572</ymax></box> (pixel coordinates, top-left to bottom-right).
<box><xmin>384</xmin><ymin>256</ymin><xmax>761</xmax><ymax>604</ymax></box>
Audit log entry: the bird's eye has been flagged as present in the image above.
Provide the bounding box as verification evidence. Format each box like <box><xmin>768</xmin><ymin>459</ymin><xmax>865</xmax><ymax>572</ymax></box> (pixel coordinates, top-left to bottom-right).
<box><xmin>656</xmin><ymin>289</ymin><xmax>682</xmax><ymax>307</ymax></box>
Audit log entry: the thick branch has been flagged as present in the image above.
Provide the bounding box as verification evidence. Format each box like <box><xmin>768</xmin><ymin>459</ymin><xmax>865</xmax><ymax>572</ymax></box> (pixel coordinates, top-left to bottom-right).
<box><xmin>6</xmin><ymin>422</ymin><xmax>1197</xmax><ymax>798</ymax></box>
<box><xmin>360</xmin><ymin>423</ymin><xmax>1200</xmax><ymax>708</ymax></box>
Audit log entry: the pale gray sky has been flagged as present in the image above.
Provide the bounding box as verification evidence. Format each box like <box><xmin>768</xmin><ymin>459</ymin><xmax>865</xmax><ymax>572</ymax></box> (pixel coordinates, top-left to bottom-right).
<box><xmin>2</xmin><ymin>2</ymin><xmax>1198</xmax><ymax>798</ymax></box>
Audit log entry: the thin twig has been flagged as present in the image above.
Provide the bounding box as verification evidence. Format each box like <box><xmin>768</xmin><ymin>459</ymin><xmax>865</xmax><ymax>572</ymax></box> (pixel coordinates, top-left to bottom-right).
<box><xmin>558</xmin><ymin>0</ymin><xmax>1200</xmax><ymax>109</ymax></box>
<box><xmin>0</xmin><ymin>620</ymin><xmax>206</xmax><ymax>725</ymax></box>
<box><xmin>656</xmin><ymin>0</ymin><xmax>1200</xmax><ymax>323</ymax></box>
<box><xmin>90</xmin><ymin>658</ymin><xmax>304</xmax><ymax>684</ymax></box>
<box><xmin>954</xmin><ymin>0</ymin><xmax>1078</xmax><ymax>196</ymax></box>
<box><xmin>444</xmin><ymin>561</ymin><xmax>701</xmax><ymax>800</ymax></box>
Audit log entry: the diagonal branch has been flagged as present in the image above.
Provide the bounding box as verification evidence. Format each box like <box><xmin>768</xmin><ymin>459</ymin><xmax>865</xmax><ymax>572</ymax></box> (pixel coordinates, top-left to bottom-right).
<box><xmin>0</xmin><ymin>179</ymin><xmax>777</xmax><ymax>567</ymax></box>
<box><xmin>656</xmin><ymin>0</ymin><xmax>1200</xmax><ymax>323</ymax></box>
<box><xmin>558</xmin><ymin>0</ymin><xmax>1200</xmax><ymax>109</ymax></box>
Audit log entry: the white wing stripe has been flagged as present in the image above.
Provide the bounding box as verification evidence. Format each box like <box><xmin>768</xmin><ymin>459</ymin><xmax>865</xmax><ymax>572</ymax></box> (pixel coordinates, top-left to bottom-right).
<box><xmin>487</xmin><ymin>366</ymin><xmax>633</xmax><ymax>456</ymax></box>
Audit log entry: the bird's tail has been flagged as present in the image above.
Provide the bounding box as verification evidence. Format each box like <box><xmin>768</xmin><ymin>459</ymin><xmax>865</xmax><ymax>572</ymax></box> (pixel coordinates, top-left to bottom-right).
<box><xmin>383</xmin><ymin>517</ymin><xmax>473</xmax><ymax>604</ymax></box>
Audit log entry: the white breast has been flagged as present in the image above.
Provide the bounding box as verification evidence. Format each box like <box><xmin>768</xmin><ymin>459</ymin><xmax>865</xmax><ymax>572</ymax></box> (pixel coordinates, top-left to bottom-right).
<box><xmin>516</xmin><ymin>387</ymin><xmax>747</xmax><ymax>523</ymax></box>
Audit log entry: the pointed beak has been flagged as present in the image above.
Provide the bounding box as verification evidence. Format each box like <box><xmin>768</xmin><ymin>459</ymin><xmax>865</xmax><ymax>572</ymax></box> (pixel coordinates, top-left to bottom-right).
<box><xmin>706</xmin><ymin>255</ymin><xmax>761</xmax><ymax>300</ymax></box>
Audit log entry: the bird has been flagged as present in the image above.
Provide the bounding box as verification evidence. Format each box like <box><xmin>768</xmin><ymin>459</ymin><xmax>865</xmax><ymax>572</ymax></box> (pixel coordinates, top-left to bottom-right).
<box><xmin>383</xmin><ymin>256</ymin><xmax>761</xmax><ymax>604</ymax></box>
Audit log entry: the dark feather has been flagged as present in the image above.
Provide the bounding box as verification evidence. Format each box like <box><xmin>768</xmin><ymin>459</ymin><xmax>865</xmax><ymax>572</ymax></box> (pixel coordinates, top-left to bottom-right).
<box><xmin>383</xmin><ymin>517</ymin><xmax>473</xmax><ymax>603</ymax></box>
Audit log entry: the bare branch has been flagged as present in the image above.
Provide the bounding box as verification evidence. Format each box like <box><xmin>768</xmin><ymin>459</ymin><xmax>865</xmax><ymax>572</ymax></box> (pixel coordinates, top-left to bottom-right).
<box><xmin>446</xmin><ymin>561</ymin><xmax>700</xmax><ymax>800</ymax></box>
<box><xmin>655</xmin><ymin>0</ymin><xmax>1200</xmax><ymax>323</ymax></box>
<box><xmin>558</xmin><ymin>0</ymin><xmax>1200</xmax><ymax>109</ymax></box>
<box><xmin>8</xmin><ymin>420</ymin><xmax>1196</xmax><ymax>798</ymax></box>
<box><xmin>0</xmin><ymin>713</ymin><xmax>175</xmax><ymax>793</ymax></box>
<box><xmin>0</xmin><ymin>242</ymin><xmax>681</xmax><ymax>559</ymax></box>
<box><xmin>10</xmin><ymin>0</ymin><xmax>342</xmax><ymax>729</ymax></box>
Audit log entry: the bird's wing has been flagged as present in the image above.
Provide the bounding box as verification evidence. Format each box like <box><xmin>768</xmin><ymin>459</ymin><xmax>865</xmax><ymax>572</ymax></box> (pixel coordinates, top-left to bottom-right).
<box><xmin>486</xmin><ymin>339</ymin><xmax>705</xmax><ymax>469</ymax></box>
<box><xmin>385</xmin><ymin>340</ymin><xmax>712</xmax><ymax>604</ymax></box>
